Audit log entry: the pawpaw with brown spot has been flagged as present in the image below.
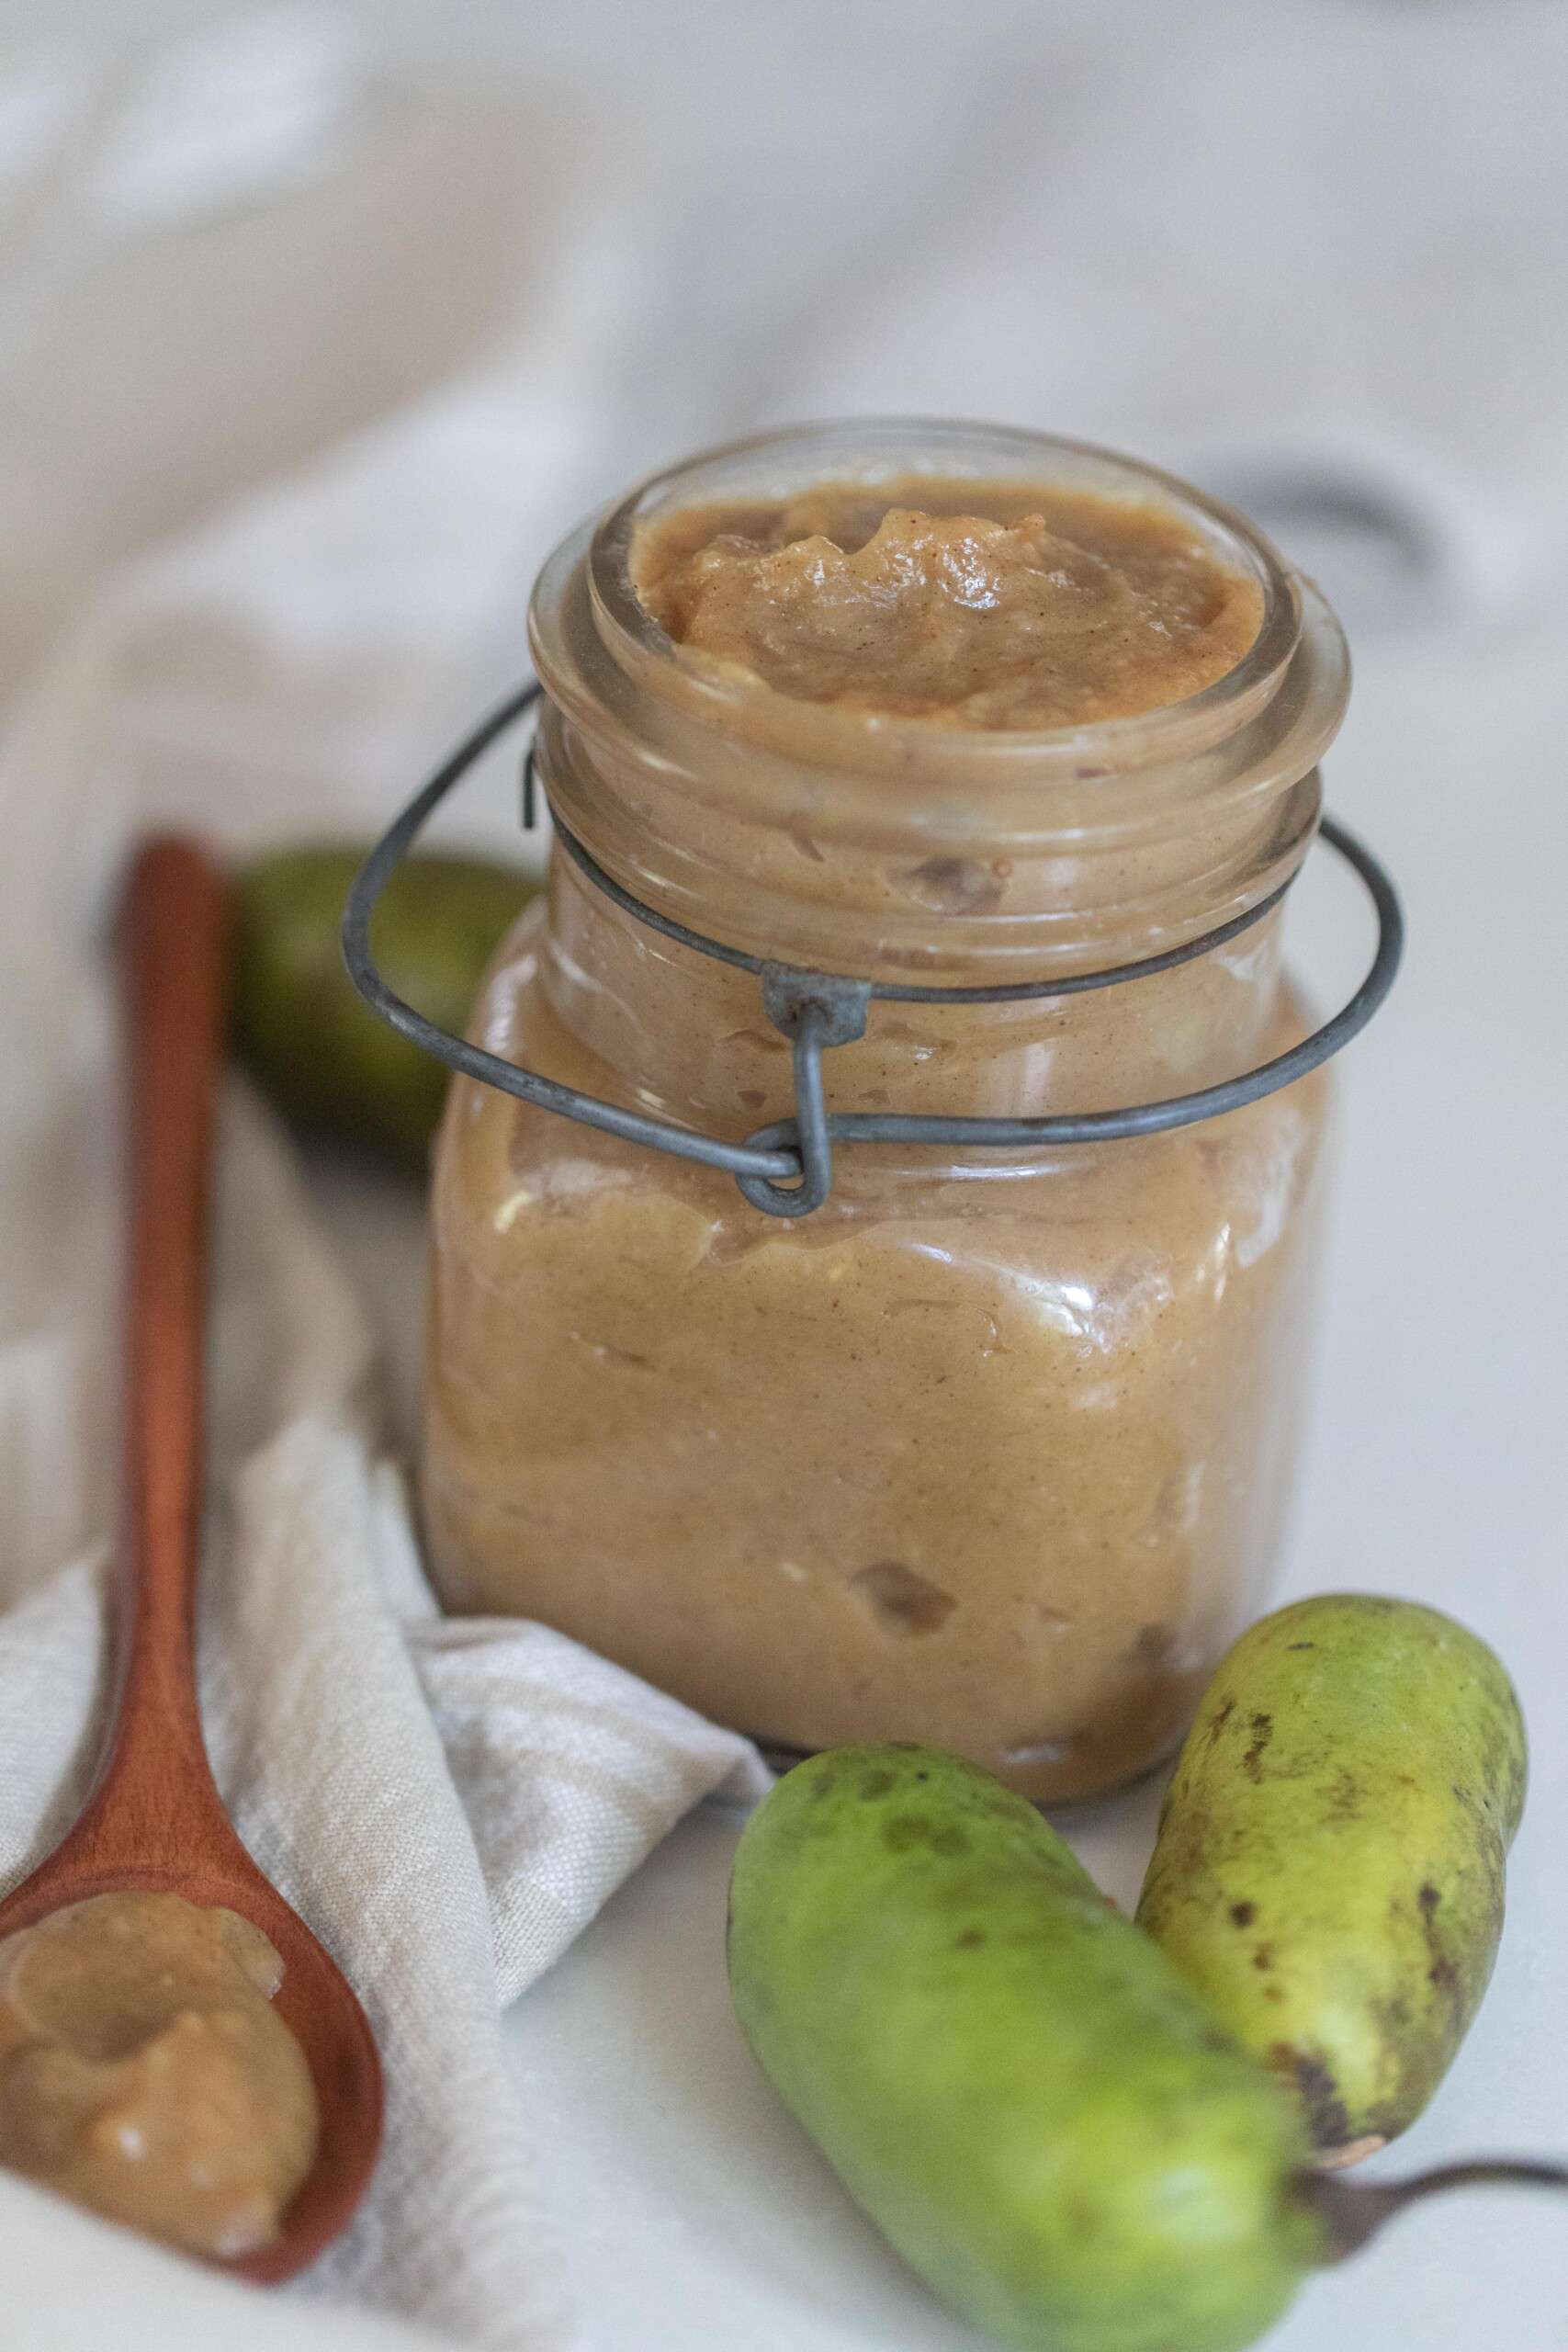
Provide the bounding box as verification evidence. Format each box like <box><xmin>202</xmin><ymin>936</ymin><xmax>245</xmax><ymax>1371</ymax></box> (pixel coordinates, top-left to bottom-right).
<box><xmin>1137</xmin><ymin>1595</ymin><xmax>1526</xmax><ymax>2161</ymax></box>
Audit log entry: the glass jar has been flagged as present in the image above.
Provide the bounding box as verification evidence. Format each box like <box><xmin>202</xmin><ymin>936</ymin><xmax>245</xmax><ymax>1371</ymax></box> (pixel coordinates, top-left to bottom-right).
<box><xmin>423</xmin><ymin>421</ymin><xmax>1350</xmax><ymax>1804</ymax></box>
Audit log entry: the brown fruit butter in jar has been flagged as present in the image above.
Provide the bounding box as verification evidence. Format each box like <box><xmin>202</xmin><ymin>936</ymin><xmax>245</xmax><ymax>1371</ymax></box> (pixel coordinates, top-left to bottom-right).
<box><xmin>423</xmin><ymin>421</ymin><xmax>1349</xmax><ymax>1805</ymax></box>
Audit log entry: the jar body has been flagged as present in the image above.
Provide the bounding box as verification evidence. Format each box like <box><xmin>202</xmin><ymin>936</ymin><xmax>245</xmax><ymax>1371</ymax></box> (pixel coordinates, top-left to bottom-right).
<box><xmin>423</xmin><ymin>422</ymin><xmax>1348</xmax><ymax>1804</ymax></box>
<box><xmin>425</xmin><ymin>882</ymin><xmax>1332</xmax><ymax>1804</ymax></box>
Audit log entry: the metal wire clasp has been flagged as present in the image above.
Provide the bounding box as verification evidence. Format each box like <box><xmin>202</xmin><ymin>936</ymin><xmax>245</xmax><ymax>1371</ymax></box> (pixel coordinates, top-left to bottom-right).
<box><xmin>738</xmin><ymin>968</ymin><xmax>872</xmax><ymax>1216</ymax></box>
<box><xmin>343</xmin><ymin>683</ymin><xmax>1404</xmax><ymax>1220</ymax></box>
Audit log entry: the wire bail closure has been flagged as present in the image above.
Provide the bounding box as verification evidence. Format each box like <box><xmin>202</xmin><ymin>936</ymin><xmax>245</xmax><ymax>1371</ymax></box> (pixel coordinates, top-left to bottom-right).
<box><xmin>344</xmin><ymin>683</ymin><xmax>1404</xmax><ymax>1219</ymax></box>
<box><xmin>742</xmin><ymin>970</ymin><xmax>872</xmax><ymax>1216</ymax></box>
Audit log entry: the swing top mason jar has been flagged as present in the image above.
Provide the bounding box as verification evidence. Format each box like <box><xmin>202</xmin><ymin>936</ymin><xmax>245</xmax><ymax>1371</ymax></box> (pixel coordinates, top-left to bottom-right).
<box><xmin>423</xmin><ymin>419</ymin><xmax>1353</xmax><ymax>1804</ymax></box>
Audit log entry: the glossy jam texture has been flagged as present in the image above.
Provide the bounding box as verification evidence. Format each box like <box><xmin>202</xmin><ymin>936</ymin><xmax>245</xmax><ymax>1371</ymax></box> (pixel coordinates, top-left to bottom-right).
<box><xmin>632</xmin><ymin>475</ymin><xmax>1262</xmax><ymax>727</ymax></box>
<box><xmin>425</xmin><ymin>462</ymin><xmax>1328</xmax><ymax>1805</ymax></box>
<box><xmin>0</xmin><ymin>1893</ymin><xmax>320</xmax><ymax>2256</ymax></box>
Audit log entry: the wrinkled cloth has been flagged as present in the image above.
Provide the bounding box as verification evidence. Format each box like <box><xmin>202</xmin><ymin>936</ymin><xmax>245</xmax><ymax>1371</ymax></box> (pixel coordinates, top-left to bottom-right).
<box><xmin>0</xmin><ymin>1069</ymin><xmax>768</xmax><ymax>2352</ymax></box>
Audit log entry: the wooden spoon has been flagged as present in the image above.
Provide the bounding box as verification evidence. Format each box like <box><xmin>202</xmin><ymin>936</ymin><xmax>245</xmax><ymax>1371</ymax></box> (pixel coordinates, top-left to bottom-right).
<box><xmin>0</xmin><ymin>836</ymin><xmax>384</xmax><ymax>2282</ymax></box>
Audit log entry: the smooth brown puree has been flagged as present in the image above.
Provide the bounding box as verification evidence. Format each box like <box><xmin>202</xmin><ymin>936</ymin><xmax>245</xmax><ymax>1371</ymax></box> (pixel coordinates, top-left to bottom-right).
<box><xmin>0</xmin><ymin>1893</ymin><xmax>319</xmax><ymax>2256</ymax></box>
<box><xmin>425</xmin><ymin>475</ymin><xmax>1325</xmax><ymax>1805</ymax></box>
<box><xmin>631</xmin><ymin>476</ymin><xmax>1262</xmax><ymax>726</ymax></box>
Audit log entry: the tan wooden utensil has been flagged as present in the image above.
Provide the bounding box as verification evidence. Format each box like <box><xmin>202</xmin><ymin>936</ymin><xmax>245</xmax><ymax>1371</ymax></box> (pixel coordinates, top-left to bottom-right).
<box><xmin>0</xmin><ymin>835</ymin><xmax>383</xmax><ymax>2282</ymax></box>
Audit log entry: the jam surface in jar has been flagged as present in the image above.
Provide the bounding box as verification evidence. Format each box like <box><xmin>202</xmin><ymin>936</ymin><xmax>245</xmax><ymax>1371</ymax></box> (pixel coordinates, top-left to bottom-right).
<box><xmin>632</xmin><ymin>473</ymin><xmax>1261</xmax><ymax>727</ymax></box>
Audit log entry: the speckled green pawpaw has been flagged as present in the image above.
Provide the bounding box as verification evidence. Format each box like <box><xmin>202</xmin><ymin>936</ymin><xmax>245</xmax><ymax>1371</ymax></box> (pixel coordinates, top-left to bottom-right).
<box><xmin>728</xmin><ymin>1743</ymin><xmax>1325</xmax><ymax>2352</ymax></box>
<box><xmin>231</xmin><ymin>843</ymin><xmax>534</xmax><ymax>1162</ymax></box>
<box><xmin>1137</xmin><ymin>1594</ymin><xmax>1527</xmax><ymax>2163</ymax></box>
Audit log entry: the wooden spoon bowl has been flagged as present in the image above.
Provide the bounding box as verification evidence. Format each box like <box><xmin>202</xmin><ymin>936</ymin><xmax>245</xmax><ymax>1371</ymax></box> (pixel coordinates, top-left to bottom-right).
<box><xmin>0</xmin><ymin>838</ymin><xmax>383</xmax><ymax>2282</ymax></box>
<box><xmin>0</xmin><ymin>1848</ymin><xmax>384</xmax><ymax>2284</ymax></box>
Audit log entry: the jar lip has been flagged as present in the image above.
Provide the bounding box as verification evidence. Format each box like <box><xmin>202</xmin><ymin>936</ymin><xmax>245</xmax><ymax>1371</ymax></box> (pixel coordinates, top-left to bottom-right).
<box><xmin>584</xmin><ymin>416</ymin><xmax>1307</xmax><ymax>767</ymax></box>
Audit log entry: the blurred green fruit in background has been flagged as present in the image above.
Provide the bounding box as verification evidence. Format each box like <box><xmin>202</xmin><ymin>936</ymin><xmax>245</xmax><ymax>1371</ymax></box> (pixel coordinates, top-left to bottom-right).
<box><xmin>232</xmin><ymin>843</ymin><xmax>536</xmax><ymax>1164</ymax></box>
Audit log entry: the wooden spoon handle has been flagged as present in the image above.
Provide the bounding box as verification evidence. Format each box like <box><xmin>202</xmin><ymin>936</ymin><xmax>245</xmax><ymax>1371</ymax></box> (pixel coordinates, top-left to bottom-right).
<box><xmin>81</xmin><ymin>839</ymin><xmax>233</xmax><ymax>1859</ymax></box>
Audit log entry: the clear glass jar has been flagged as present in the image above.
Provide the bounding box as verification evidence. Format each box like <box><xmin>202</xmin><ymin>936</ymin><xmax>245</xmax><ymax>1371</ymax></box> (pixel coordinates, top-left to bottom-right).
<box><xmin>423</xmin><ymin>421</ymin><xmax>1349</xmax><ymax>1804</ymax></box>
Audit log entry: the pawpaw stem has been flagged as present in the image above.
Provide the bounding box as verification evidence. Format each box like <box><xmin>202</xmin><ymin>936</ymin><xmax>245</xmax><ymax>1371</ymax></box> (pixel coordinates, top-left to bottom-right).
<box><xmin>1303</xmin><ymin>2160</ymin><xmax>1568</xmax><ymax>2262</ymax></box>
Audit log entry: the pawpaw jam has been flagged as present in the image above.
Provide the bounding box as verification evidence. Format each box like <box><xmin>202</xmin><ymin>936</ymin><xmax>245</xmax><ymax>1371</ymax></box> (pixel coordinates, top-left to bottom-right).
<box><xmin>424</xmin><ymin>421</ymin><xmax>1359</xmax><ymax>1804</ymax></box>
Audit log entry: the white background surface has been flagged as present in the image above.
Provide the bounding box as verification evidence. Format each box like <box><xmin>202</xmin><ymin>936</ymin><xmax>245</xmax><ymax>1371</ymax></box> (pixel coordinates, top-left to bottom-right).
<box><xmin>6</xmin><ymin>2</ymin><xmax>1568</xmax><ymax>2346</ymax></box>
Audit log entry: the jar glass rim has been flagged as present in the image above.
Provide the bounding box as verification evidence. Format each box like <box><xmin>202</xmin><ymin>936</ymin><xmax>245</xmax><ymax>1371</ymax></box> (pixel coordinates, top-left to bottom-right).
<box><xmin>584</xmin><ymin>415</ymin><xmax>1307</xmax><ymax>766</ymax></box>
<box><xmin>528</xmin><ymin>418</ymin><xmax>1350</xmax><ymax>886</ymax></box>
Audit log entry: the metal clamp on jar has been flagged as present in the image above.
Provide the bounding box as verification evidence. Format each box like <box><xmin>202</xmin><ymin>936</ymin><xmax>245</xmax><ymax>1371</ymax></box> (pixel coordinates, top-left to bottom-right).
<box><xmin>346</xmin><ymin>422</ymin><xmax>1402</xmax><ymax>1805</ymax></box>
